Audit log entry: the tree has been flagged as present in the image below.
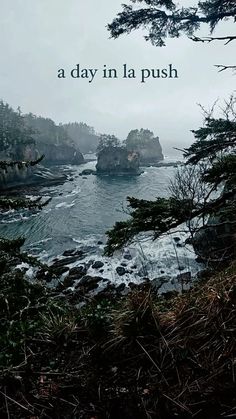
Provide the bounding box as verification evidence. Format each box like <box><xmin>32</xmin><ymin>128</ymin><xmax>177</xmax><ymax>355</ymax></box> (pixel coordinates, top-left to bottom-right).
<box><xmin>0</xmin><ymin>101</ymin><xmax>35</xmax><ymax>156</ymax></box>
<box><xmin>24</xmin><ymin>113</ymin><xmax>72</xmax><ymax>147</ymax></box>
<box><xmin>126</xmin><ymin>128</ymin><xmax>156</xmax><ymax>148</ymax></box>
<box><xmin>97</xmin><ymin>134</ymin><xmax>121</xmax><ymax>153</ymax></box>
<box><xmin>63</xmin><ymin>122</ymin><xmax>100</xmax><ymax>154</ymax></box>
<box><xmin>0</xmin><ymin>101</ymin><xmax>48</xmax><ymax>215</ymax></box>
<box><xmin>105</xmin><ymin>96</ymin><xmax>236</xmax><ymax>264</ymax></box>
<box><xmin>108</xmin><ymin>0</ymin><xmax>236</xmax><ymax>71</ymax></box>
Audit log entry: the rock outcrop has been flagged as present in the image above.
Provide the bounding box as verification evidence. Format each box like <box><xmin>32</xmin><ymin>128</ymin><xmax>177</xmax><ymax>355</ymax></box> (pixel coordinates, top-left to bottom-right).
<box><xmin>96</xmin><ymin>146</ymin><xmax>141</xmax><ymax>175</ymax></box>
<box><xmin>125</xmin><ymin>129</ymin><xmax>164</xmax><ymax>165</ymax></box>
<box><xmin>37</xmin><ymin>142</ymin><xmax>84</xmax><ymax>165</ymax></box>
<box><xmin>0</xmin><ymin>163</ymin><xmax>66</xmax><ymax>190</ymax></box>
<box><xmin>0</xmin><ymin>141</ymin><xmax>82</xmax><ymax>189</ymax></box>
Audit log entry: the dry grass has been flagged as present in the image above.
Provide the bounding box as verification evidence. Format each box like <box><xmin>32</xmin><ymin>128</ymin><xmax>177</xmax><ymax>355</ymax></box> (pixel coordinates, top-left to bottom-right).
<box><xmin>2</xmin><ymin>264</ymin><xmax>236</xmax><ymax>418</ymax></box>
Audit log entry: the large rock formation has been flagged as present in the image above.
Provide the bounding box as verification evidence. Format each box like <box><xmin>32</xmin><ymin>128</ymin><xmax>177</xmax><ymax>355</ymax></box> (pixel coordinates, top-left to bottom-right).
<box><xmin>0</xmin><ymin>163</ymin><xmax>66</xmax><ymax>190</ymax></box>
<box><xmin>96</xmin><ymin>146</ymin><xmax>141</xmax><ymax>175</ymax></box>
<box><xmin>37</xmin><ymin>142</ymin><xmax>84</xmax><ymax>165</ymax></box>
<box><xmin>23</xmin><ymin>114</ymin><xmax>84</xmax><ymax>165</ymax></box>
<box><xmin>8</xmin><ymin>141</ymin><xmax>84</xmax><ymax>167</ymax></box>
<box><xmin>125</xmin><ymin>129</ymin><xmax>164</xmax><ymax>165</ymax></box>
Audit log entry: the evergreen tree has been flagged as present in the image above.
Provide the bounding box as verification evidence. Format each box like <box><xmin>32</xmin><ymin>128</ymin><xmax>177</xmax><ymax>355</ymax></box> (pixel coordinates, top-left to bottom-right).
<box><xmin>0</xmin><ymin>101</ymin><xmax>48</xmax><ymax>214</ymax></box>
<box><xmin>97</xmin><ymin>134</ymin><xmax>121</xmax><ymax>153</ymax></box>
<box><xmin>108</xmin><ymin>0</ymin><xmax>236</xmax><ymax>70</ymax></box>
<box><xmin>126</xmin><ymin>129</ymin><xmax>155</xmax><ymax>148</ymax></box>
<box><xmin>105</xmin><ymin>96</ymin><xmax>236</xmax><ymax>264</ymax></box>
<box><xmin>24</xmin><ymin>113</ymin><xmax>72</xmax><ymax>147</ymax></box>
<box><xmin>63</xmin><ymin>122</ymin><xmax>100</xmax><ymax>154</ymax></box>
<box><xmin>0</xmin><ymin>101</ymin><xmax>35</xmax><ymax>155</ymax></box>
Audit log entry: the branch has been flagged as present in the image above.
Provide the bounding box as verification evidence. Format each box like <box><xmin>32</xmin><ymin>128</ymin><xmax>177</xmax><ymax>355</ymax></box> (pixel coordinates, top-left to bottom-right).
<box><xmin>191</xmin><ymin>35</ymin><xmax>236</xmax><ymax>45</ymax></box>
<box><xmin>0</xmin><ymin>155</ymin><xmax>44</xmax><ymax>171</ymax></box>
<box><xmin>215</xmin><ymin>65</ymin><xmax>236</xmax><ymax>72</ymax></box>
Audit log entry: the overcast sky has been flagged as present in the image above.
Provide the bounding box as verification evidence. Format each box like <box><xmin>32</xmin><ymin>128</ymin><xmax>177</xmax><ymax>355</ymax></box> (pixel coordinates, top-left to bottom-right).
<box><xmin>0</xmin><ymin>0</ymin><xmax>234</xmax><ymax>156</ymax></box>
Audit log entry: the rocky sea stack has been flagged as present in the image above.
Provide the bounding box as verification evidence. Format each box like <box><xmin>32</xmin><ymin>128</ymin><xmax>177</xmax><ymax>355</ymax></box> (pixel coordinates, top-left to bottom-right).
<box><xmin>96</xmin><ymin>146</ymin><xmax>141</xmax><ymax>175</ymax></box>
<box><xmin>125</xmin><ymin>128</ymin><xmax>164</xmax><ymax>165</ymax></box>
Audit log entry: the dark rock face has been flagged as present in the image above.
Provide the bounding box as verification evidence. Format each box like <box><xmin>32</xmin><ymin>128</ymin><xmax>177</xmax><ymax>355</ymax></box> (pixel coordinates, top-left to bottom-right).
<box><xmin>134</xmin><ymin>138</ymin><xmax>163</xmax><ymax>164</ymax></box>
<box><xmin>37</xmin><ymin>143</ymin><xmax>84</xmax><ymax>165</ymax></box>
<box><xmin>0</xmin><ymin>141</ymin><xmax>83</xmax><ymax>190</ymax></box>
<box><xmin>69</xmin><ymin>266</ymin><xmax>87</xmax><ymax>277</ymax></box>
<box><xmin>79</xmin><ymin>169</ymin><xmax>96</xmax><ymax>176</ymax></box>
<box><xmin>0</xmin><ymin>163</ymin><xmax>67</xmax><ymax>190</ymax></box>
<box><xmin>96</xmin><ymin>146</ymin><xmax>141</xmax><ymax>175</ymax></box>
<box><xmin>126</xmin><ymin>129</ymin><xmax>164</xmax><ymax>165</ymax></box>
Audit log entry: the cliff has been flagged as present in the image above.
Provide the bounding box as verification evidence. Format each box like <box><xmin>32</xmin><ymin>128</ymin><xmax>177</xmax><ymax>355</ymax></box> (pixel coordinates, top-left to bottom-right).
<box><xmin>24</xmin><ymin>114</ymin><xmax>85</xmax><ymax>165</ymax></box>
<box><xmin>0</xmin><ymin>162</ymin><xmax>66</xmax><ymax>190</ymax></box>
<box><xmin>96</xmin><ymin>146</ymin><xmax>141</xmax><ymax>175</ymax></box>
<box><xmin>125</xmin><ymin>129</ymin><xmax>164</xmax><ymax>164</ymax></box>
<box><xmin>135</xmin><ymin>137</ymin><xmax>164</xmax><ymax>164</ymax></box>
<box><xmin>37</xmin><ymin>142</ymin><xmax>84</xmax><ymax>165</ymax></box>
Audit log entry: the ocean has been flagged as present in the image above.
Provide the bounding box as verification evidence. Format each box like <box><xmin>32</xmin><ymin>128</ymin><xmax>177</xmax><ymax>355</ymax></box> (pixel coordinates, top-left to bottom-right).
<box><xmin>0</xmin><ymin>160</ymin><xmax>202</xmax><ymax>289</ymax></box>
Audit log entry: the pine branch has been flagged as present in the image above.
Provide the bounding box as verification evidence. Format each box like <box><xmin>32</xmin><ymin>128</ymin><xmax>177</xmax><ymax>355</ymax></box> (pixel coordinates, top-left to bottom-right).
<box><xmin>0</xmin><ymin>197</ymin><xmax>51</xmax><ymax>211</ymax></box>
<box><xmin>0</xmin><ymin>155</ymin><xmax>44</xmax><ymax>171</ymax></box>
<box><xmin>215</xmin><ymin>64</ymin><xmax>236</xmax><ymax>72</ymax></box>
<box><xmin>191</xmin><ymin>35</ymin><xmax>236</xmax><ymax>44</ymax></box>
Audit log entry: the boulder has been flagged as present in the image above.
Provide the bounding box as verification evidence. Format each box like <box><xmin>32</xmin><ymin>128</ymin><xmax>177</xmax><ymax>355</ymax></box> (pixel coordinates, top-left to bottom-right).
<box><xmin>116</xmin><ymin>266</ymin><xmax>126</xmax><ymax>276</ymax></box>
<box><xmin>79</xmin><ymin>169</ymin><xmax>96</xmax><ymax>176</ymax></box>
<box><xmin>123</xmin><ymin>253</ymin><xmax>132</xmax><ymax>260</ymax></box>
<box><xmin>62</xmin><ymin>249</ymin><xmax>84</xmax><ymax>258</ymax></box>
<box><xmin>92</xmin><ymin>261</ymin><xmax>104</xmax><ymax>269</ymax></box>
<box><xmin>50</xmin><ymin>254</ymin><xmax>84</xmax><ymax>269</ymax></box>
<box><xmin>68</xmin><ymin>265</ymin><xmax>87</xmax><ymax>277</ymax></box>
<box><xmin>76</xmin><ymin>275</ymin><xmax>106</xmax><ymax>292</ymax></box>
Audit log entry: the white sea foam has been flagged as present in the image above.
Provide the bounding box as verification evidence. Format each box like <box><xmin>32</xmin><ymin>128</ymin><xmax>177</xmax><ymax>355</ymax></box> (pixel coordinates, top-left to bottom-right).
<box><xmin>55</xmin><ymin>201</ymin><xmax>75</xmax><ymax>209</ymax></box>
<box><xmin>64</xmin><ymin>188</ymin><xmax>81</xmax><ymax>198</ymax></box>
<box><xmin>47</xmin><ymin>227</ymin><xmax>202</xmax><ymax>290</ymax></box>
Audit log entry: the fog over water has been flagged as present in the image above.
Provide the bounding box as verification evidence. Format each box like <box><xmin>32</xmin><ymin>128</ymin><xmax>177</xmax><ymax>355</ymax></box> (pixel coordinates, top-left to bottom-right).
<box><xmin>0</xmin><ymin>0</ymin><xmax>234</xmax><ymax>156</ymax></box>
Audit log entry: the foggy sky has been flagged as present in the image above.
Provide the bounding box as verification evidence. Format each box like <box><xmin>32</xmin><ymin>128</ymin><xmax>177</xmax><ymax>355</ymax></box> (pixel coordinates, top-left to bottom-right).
<box><xmin>0</xmin><ymin>0</ymin><xmax>235</xmax><ymax>156</ymax></box>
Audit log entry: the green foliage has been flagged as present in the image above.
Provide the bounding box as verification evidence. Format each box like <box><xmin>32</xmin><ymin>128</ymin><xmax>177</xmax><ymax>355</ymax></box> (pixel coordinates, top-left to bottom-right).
<box><xmin>24</xmin><ymin>113</ymin><xmax>72</xmax><ymax>147</ymax></box>
<box><xmin>81</xmin><ymin>299</ymin><xmax>114</xmax><ymax>337</ymax></box>
<box><xmin>125</xmin><ymin>128</ymin><xmax>158</xmax><ymax>149</ymax></box>
<box><xmin>63</xmin><ymin>121</ymin><xmax>100</xmax><ymax>153</ymax></box>
<box><xmin>0</xmin><ymin>101</ymin><xmax>35</xmax><ymax>155</ymax></box>
<box><xmin>112</xmin><ymin>290</ymin><xmax>159</xmax><ymax>341</ymax></box>
<box><xmin>105</xmin><ymin>97</ymin><xmax>236</xmax><ymax>261</ymax></box>
<box><xmin>39</xmin><ymin>309</ymin><xmax>78</xmax><ymax>342</ymax></box>
<box><xmin>0</xmin><ymin>265</ymin><xmax>47</xmax><ymax>366</ymax></box>
<box><xmin>97</xmin><ymin>134</ymin><xmax>121</xmax><ymax>153</ymax></box>
<box><xmin>0</xmin><ymin>245</ymin><xmax>77</xmax><ymax>367</ymax></box>
<box><xmin>185</xmin><ymin>117</ymin><xmax>236</xmax><ymax>164</ymax></box>
<box><xmin>203</xmin><ymin>155</ymin><xmax>236</xmax><ymax>187</ymax></box>
<box><xmin>0</xmin><ymin>196</ymin><xmax>50</xmax><ymax>212</ymax></box>
<box><xmin>108</xmin><ymin>0</ymin><xmax>236</xmax><ymax>47</ymax></box>
<box><xmin>105</xmin><ymin>196</ymin><xmax>193</xmax><ymax>255</ymax></box>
